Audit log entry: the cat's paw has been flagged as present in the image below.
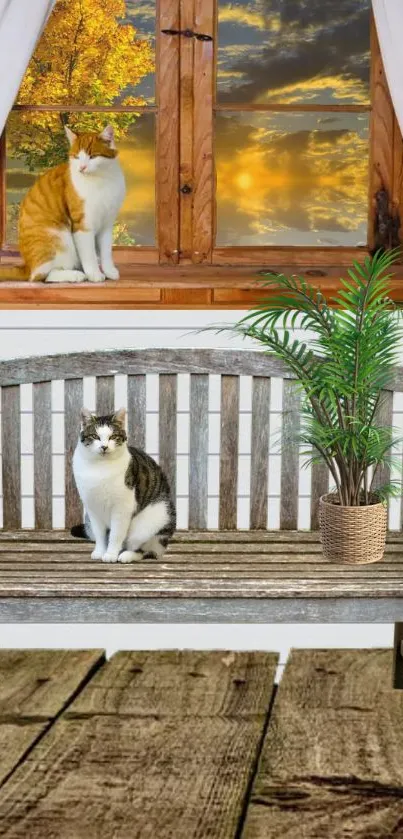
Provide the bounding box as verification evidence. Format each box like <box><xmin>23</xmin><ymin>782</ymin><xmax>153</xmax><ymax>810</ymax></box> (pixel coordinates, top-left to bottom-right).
<box><xmin>86</xmin><ymin>270</ymin><xmax>105</xmax><ymax>283</ymax></box>
<box><xmin>101</xmin><ymin>551</ymin><xmax>120</xmax><ymax>563</ymax></box>
<box><xmin>103</xmin><ymin>265</ymin><xmax>120</xmax><ymax>281</ymax></box>
<box><xmin>118</xmin><ymin>550</ymin><xmax>142</xmax><ymax>563</ymax></box>
<box><xmin>46</xmin><ymin>269</ymin><xmax>86</xmax><ymax>284</ymax></box>
<box><xmin>91</xmin><ymin>549</ymin><xmax>104</xmax><ymax>560</ymax></box>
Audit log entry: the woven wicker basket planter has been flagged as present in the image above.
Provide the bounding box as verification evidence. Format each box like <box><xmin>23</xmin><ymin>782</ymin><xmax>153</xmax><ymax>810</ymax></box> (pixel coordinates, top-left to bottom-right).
<box><xmin>319</xmin><ymin>493</ymin><xmax>387</xmax><ymax>564</ymax></box>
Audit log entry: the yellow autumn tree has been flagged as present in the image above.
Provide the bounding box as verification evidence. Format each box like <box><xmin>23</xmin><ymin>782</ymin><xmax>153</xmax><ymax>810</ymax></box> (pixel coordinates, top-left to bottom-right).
<box><xmin>8</xmin><ymin>0</ymin><xmax>154</xmax><ymax>170</ymax></box>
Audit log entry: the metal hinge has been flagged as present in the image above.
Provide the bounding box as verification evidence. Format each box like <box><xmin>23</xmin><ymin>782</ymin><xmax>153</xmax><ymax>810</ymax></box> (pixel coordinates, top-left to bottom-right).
<box><xmin>373</xmin><ymin>187</ymin><xmax>401</xmax><ymax>251</ymax></box>
<box><xmin>161</xmin><ymin>28</ymin><xmax>213</xmax><ymax>41</ymax></box>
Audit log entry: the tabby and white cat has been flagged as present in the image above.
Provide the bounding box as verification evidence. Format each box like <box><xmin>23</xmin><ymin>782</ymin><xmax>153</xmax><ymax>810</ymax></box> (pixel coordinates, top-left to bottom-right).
<box><xmin>72</xmin><ymin>408</ymin><xmax>176</xmax><ymax>563</ymax></box>
<box><xmin>0</xmin><ymin>125</ymin><xmax>125</xmax><ymax>283</ymax></box>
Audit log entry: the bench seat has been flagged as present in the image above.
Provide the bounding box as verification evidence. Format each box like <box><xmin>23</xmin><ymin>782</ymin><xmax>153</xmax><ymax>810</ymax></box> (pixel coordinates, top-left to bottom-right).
<box><xmin>2</xmin><ymin>529</ymin><xmax>403</xmax><ymax>623</ymax></box>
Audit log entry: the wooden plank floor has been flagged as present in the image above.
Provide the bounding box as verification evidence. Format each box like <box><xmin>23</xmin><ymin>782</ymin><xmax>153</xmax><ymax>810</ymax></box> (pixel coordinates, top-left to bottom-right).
<box><xmin>243</xmin><ymin>649</ymin><xmax>403</xmax><ymax>838</ymax></box>
<box><xmin>0</xmin><ymin>650</ymin><xmax>278</xmax><ymax>839</ymax></box>
<box><xmin>1</xmin><ymin>649</ymin><xmax>403</xmax><ymax>838</ymax></box>
<box><xmin>0</xmin><ymin>650</ymin><xmax>104</xmax><ymax>786</ymax></box>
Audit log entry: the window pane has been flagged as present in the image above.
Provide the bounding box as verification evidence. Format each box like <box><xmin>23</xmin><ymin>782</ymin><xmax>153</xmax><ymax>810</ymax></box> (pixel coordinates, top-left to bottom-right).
<box><xmin>16</xmin><ymin>0</ymin><xmax>155</xmax><ymax>106</ymax></box>
<box><xmin>6</xmin><ymin>111</ymin><xmax>155</xmax><ymax>247</ymax></box>
<box><xmin>215</xmin><ymin>111</ymin><xmax>369</xmax><ymax>247</ymax></box>
<box><xmin>217</xmin><ymin>0</ymin><xmax>370</xmax><ymax>104</ymax></box>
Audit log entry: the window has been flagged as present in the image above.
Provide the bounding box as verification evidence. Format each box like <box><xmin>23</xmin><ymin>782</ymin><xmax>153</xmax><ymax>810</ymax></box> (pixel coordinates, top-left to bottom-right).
<box><xmin>0</xmin><ymin>1</ymin><xmax>401</xmax><ymax>307</ymax></box>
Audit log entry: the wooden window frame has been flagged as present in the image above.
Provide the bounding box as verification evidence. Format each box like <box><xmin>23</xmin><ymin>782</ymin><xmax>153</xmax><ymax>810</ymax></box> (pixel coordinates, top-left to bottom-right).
<box><xmin>0</xmin><ymin>6</ymin><xmax>402</xmax><ymax>308</ymax></box>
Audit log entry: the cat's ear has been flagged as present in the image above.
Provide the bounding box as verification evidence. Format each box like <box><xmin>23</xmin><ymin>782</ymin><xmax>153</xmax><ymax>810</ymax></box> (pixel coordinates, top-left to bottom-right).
<box><xmin>99</xmin><ymin>124</ymin><xmax>116</xmax><ymax>149</ymax></box>
<box><xmin>113</xmin><ymin>407</ymin><xmax>126</xmax><ymax>426</ymax></box>
<box><xmin>81</xmin><ymin>407</ymin><xmax>93</xmax><ymax>426</ymax></box>
<box><xmin>64</xmin><ymin>126</ymin><xmax>77</xmax><ymax>147</ymax></box>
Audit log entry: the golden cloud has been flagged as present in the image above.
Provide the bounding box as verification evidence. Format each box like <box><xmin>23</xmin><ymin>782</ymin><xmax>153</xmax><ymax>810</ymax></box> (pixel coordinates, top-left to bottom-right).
<box><xmin>216</xmin><ymin>120</ymin><xmax>369</xmax><ymax>245</ymax></box>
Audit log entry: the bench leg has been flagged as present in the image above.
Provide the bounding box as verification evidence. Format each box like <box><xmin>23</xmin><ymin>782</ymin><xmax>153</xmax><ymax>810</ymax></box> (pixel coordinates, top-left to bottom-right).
<box><xmin>393</xmin><ymin>623</ymin><xmax>403</xmax><ymax>689</ymax></box>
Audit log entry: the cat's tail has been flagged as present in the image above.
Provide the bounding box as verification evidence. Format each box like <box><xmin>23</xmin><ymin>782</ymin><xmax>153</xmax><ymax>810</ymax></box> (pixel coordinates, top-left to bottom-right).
<box><xmin>0</xmin><ymin>265</ymin><xmax>29</xmax><ymax>281</ymax></box>
<box><xmin>71</xmin><ymin>523</ymin><xmax>89</xmax><ymax>539</ymax></box>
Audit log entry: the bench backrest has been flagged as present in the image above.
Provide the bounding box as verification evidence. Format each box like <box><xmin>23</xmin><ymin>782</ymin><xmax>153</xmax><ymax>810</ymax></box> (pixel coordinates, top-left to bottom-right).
<box><xmin>0</xmin><ymin>349</ymin><xmax>400</xmax><ymax>532</ymax></box>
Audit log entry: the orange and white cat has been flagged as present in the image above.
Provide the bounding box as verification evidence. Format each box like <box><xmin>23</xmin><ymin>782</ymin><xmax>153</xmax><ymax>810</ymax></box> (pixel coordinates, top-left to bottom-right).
<box><xmin>2</xmin><ymin>125</ymin><xmax>125</xmax><ymax>283</ymax></box>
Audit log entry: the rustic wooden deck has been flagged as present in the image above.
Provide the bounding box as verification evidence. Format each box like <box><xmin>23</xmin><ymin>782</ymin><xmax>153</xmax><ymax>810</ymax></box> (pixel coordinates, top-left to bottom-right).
<box><xmin>0</xmin><ymin>648</ymin><xmax>402</xmax><ymax>838</ymax></box>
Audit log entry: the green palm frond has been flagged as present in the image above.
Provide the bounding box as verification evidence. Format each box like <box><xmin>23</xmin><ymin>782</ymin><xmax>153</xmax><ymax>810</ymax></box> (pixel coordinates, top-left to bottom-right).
<box><xmin>202</xmin><ymin>249</ymin><xmax>403</xmax><ymax>506</ymax></box>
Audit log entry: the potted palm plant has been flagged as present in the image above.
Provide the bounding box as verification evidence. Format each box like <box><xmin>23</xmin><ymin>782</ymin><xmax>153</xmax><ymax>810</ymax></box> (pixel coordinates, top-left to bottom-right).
<box><xmin>221</xmin><ymin>249</ymin><xmax>403</xmax><ymax>564</ymax></box>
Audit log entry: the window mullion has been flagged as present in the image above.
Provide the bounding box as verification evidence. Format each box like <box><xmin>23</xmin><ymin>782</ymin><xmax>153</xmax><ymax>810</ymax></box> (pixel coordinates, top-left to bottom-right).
<box><xmin>178</xmin><ymin>0</ymin><xmax>195</xmax><ymax>264</ymax></box>
<box><xmin>191</xmin><ymin>0</ymin><xmax>215</xmax><ymax>264</ymax></box>
<box><xmin>157</xmin><ymin>0</ymin><xmax>181</xmax><ymax>265</ymax></box>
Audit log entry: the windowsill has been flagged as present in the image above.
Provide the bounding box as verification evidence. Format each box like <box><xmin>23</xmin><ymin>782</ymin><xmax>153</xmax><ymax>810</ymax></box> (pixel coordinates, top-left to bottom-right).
<box><xmin>0</xmin><ymin>260</ymin><xmax>402</xmax><ymax>308</ymax></box>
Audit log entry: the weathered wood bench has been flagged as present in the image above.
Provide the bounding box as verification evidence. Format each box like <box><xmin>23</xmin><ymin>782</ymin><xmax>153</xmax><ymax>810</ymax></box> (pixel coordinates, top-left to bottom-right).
<box><xmin>0</xmin><ymin>349</ymin><xmax>403</xmax><ymax>683</ymax></box>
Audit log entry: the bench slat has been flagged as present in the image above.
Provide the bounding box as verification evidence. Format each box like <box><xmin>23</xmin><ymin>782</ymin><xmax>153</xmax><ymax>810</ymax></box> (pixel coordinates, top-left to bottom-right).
<box><xmin>219</xmin><ymin>375</ymin><xmax>239</xmax><ymax>530</ymax></box>
<box><xmin>64</xmin><ymin>378</ymin><xmax>83</xmax><ymax>530</ymax></box>
<box><xmin>1</xmin><ymin>385</ymin><xmax>21</xmax><ymax>529</ymax></box>
<box><xmin>127</xmin><ymin>374</ymin><xmax>146</xmax><ymax>449</ymax></box>
<box><xmin>250</xmin><ymin>376</ymin><xmax>270</xmax><ymax>529</ymax></box>
<box><xmin>33</xmin><ymin>381</ymin><xmax>52</xmax><ymax>529</ymax></box>
<box><xmin>159</xmin><ymin>374</ymin><xmax>177</xmax><ymax>498</ymax></box>
<box><xmin>373</xmin><ymin>389</ymin><xmax>393</xmax><ymax>496</ymax></box>
<box><xmin>96</xmin><ymin>375</ymin><xmax>115</xmax><ymax>415</ymax></box>
<box><xmin>280</xmin><ymin>380</ymin><xmax>300</xmax><ymax>530</ymax></box>
<box><xmin>310</xmin><ymin>461</ymin><xmax>329</xmax><ymax>530</ymax></box>
<box><xmin>189</xmin><ymin>374</ymin><xmax>209</xmax><ymax>529</ymax></box>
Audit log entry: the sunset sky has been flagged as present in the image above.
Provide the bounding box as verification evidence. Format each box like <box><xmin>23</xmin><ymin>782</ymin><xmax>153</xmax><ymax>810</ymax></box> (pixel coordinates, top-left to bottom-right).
<box><xmin>216</xmin><ymin>0</ymin><xmax>371</xmax><ymax>246</ymax></box>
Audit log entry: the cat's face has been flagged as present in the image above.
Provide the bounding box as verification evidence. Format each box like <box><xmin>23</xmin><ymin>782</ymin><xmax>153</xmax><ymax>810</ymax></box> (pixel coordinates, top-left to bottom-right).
<box><xmin>80</xmin><ymin>407</ymin><xmax>127</xmax><ymax>457</ymax></box>
<box><xmin>65</xmin><ymin>125</ymin><xmax>117</xmax><ymax>176</ymax></box>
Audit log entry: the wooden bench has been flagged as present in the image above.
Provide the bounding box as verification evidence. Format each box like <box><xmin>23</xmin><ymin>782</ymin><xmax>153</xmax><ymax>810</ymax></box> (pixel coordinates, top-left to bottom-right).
<box><xmin>0</xmin><ymin>349</ymin><xmax>403</xmax><ymax>683</ymax></box>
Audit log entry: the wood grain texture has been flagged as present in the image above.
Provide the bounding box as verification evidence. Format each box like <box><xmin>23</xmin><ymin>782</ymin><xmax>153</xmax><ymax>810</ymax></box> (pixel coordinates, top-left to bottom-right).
<box><xmin>96</xmin><ymin>376</ymin><xmax>115</xmax><ymax>415</ymax></box>
<box><xmin>4</xmin><ymin>595</ymin><xmax>403</xmax><ymax>624</ymax></box>
<box><xmin>243</xmin><ymin>649</ymin><xmax>403</xmax><ymax>839</ymax></box>
<box><xmin>372</xmin><ymin>389</ymin><xmax>393</xmax><ymax>494</ymax></box>
<box><xmin>216</xmin><ymin>104</ymin><xmax>370</xmax><ymax>113</ymax></box>
<box><xmin>0</xmin><ymin>651</ymin><xmax>278</xmax><ymax>839</ymax></box>
<box><xmin>13</xmin><ymin>104</ymin><xmax>156</xmax><ymax>114</ymax></box>
<box><xmin>393</xmin><ymin>113</ymin><xmax>403</xmax><ymax>247</ymax></box>
<box><xmin>370</xmin><ymin>14</ymin><xmax>395</xmax><ymax>248</ymax></box>
<box><xmin>179</xmin><ymin>0</ymin><xmax>195</xmax><ymax>263</ymax></box>
<box><xmin>189</xmin><ymin>374</ymin><xmax>209</xmax><ymax>528</ymax></box>
<box><xmin>192</xmin><ymin>0</ymin><xmax>214</xmax><ymax>263</ymax></box>
<box><xmin>33</xmin><ymin>381</ymin><xmax>52</xmax><ymax>529</ymax></box>
<box><xmin>3</xmin><ymin>532</ymin><xmax>403</xmax><ymax>603</ymax></box>
<box><xmin>280</xmin><ymin>380</ymin><xmax>300</xmax><ymax>530</ymax></box>
<box><xmin>157</xmin><ymin>0</ymin><xmax>180</xmax><ymax>263</ymax></box>
<box><xmin>159</xmin><ymin>374</ymin><xmax>177</xmax><ymax>497</ymax></box>
<box><xmin>310</xmin><ymin>462</ymin><xmax>329</xmax><ymax>530</ymax></box>
<box><xmin>127</xmin><ymin>374</ymin><xmax>146</xmax><ymax>449</ymax></box>
<box><xmin>393</xmin><ymin>622</ymin><xmax>403</xmax><ymax>689</ymax></box>
<box><xmin>0</xmin><ymin>349</ymin><xmax>293</xmax><ymax>387</ymax></box>
<box><xmin>250</xmin><ymin>377</ymin><xmax>270</xmax><ymax>530</ymax></box>
<box><xmin>219</xmin><ymin>376</ymin><xmax>239</xmax><ymax>529</ymax></box>
<box><xmin>161</xmin><ymin>287</ymin><xmax>212</xmax><ymax>305</ymax></box>
<box><xmin>1</xmin><ymin>385</ymin><xmax>21</xmax><ymax>530</ymax></box>
<box><xmin>212</xmin><ymin>246</ymin><xmax>368</xmax><ymax>267</ymax></box>
<box><xmin>64</xmin><ymin>378</ymin><xmax>83</xmax><ymax>530</ymax></box>
<box><xmin>0</xmin><ymin>649</ymin><xmax>103</xmax><ymax>785</ymax></box>
<box><xmin>3</xmin><ymin>268</ymin><xmax>403</xmax><ymax>308</ymax></box>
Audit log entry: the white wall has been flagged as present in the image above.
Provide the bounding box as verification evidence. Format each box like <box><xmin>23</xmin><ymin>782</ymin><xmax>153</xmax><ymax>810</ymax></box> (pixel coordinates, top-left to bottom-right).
<box><xmin>0</xmin><ymin>309</ymin><xmax>395</xmax><ymax>667</ymax></box>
